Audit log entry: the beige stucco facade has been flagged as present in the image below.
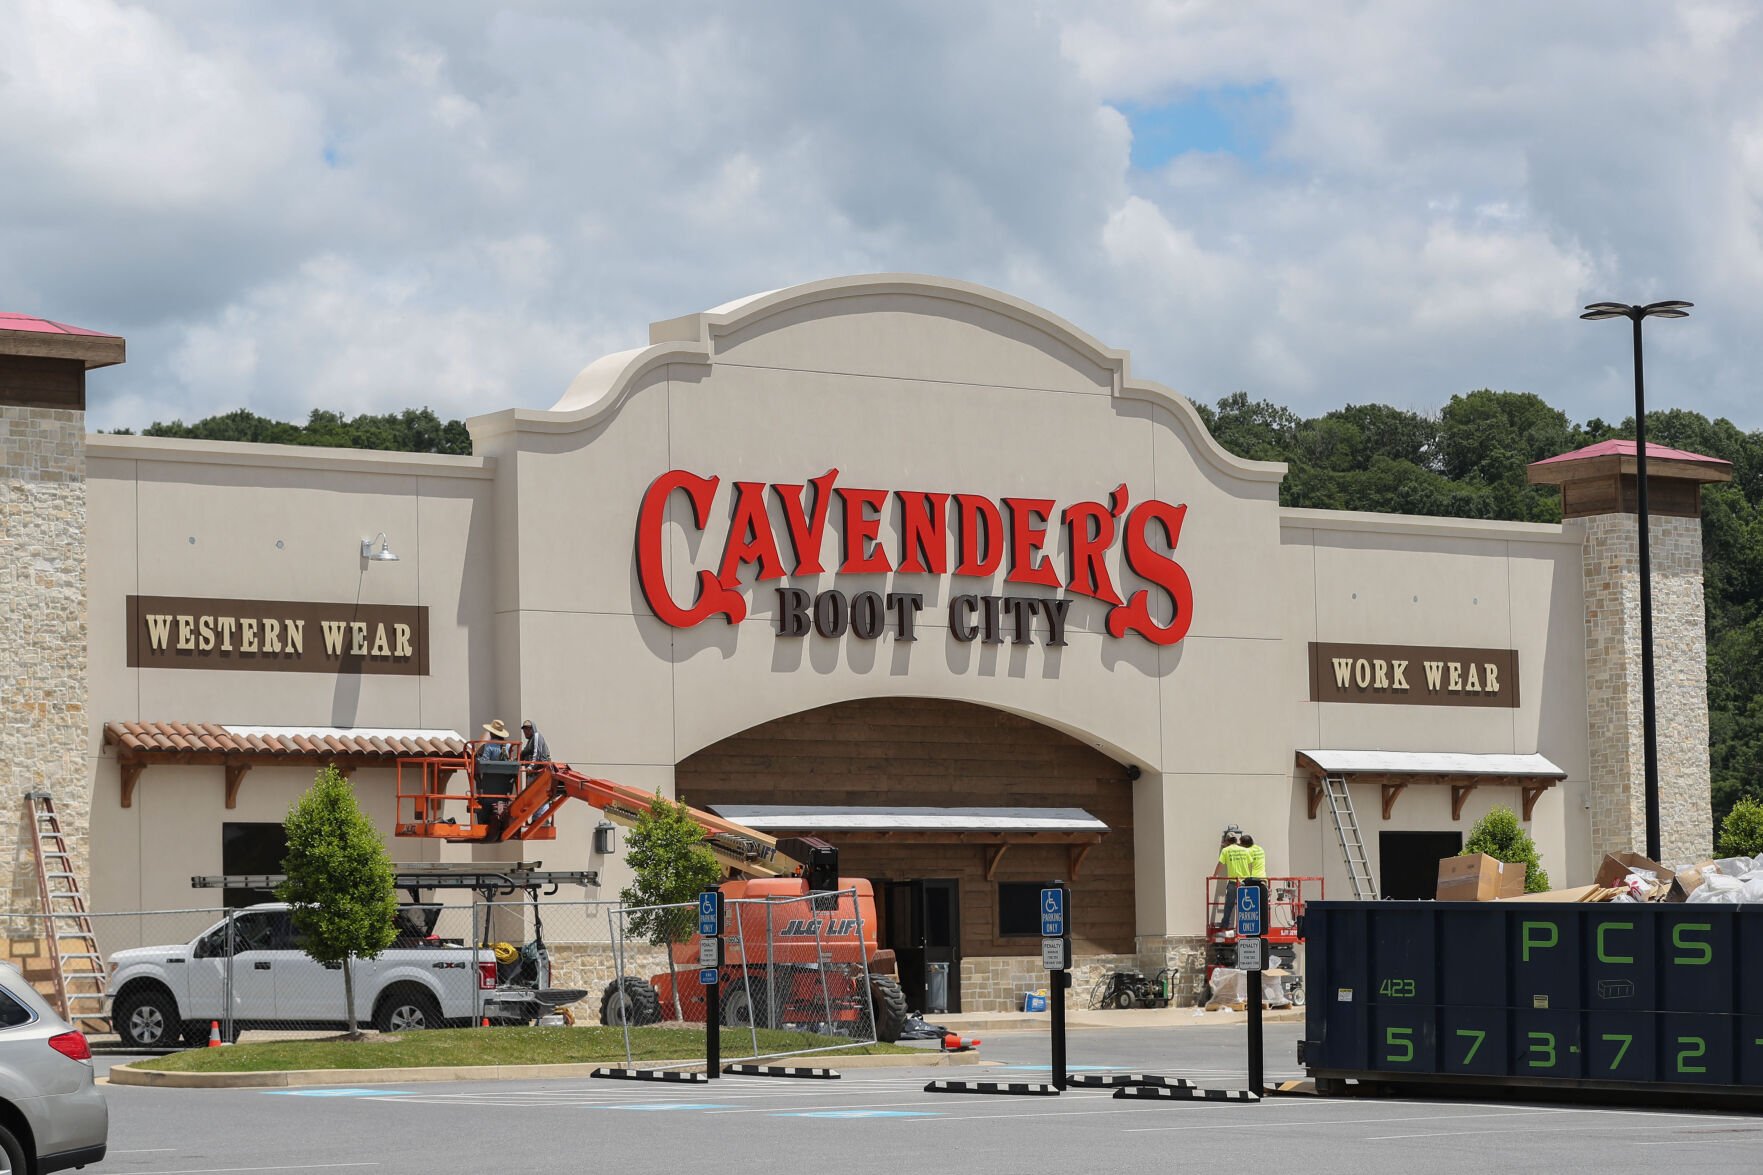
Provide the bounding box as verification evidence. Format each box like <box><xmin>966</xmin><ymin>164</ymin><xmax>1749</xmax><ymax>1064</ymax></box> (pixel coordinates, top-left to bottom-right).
<box><xmin>1</xmin><ymin>275</ymin><xmax>1720</xmax><ymax>1008</ymax></box>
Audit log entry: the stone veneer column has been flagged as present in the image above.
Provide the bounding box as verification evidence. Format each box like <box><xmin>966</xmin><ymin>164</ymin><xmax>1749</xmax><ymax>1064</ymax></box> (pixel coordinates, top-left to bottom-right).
<box><xmin>1530</xmin><ymin>442</ymin><xmax>1728</xmax><ymax>866</ymax></box>
<box><xmin>0</xmin><ymin>319</ymin><xmax>124</xmax><ymax>908</ymax></box>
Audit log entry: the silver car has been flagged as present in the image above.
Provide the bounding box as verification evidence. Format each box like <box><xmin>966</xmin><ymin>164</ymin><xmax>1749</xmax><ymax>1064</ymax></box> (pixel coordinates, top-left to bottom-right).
<box><xmin>0</xmin><ymin>964</ymin><xmax>107</xmax><ymax>1173</ymax></box>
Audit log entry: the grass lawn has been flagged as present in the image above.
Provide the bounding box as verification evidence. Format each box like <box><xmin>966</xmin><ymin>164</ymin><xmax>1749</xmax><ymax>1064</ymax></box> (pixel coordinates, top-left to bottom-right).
<box><xmin>132</xmin><ymin>1026</ymin><xmax>922</xmax><ymax>1073</ymax></box>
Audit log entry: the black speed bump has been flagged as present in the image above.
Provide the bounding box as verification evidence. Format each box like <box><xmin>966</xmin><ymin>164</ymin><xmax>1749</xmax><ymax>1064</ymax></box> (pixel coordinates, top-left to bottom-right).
<box><xmin>923</xmin><ymin>1079</ymin><xmax>1060</xmax><ymax>1096</ymax></box>
<box><xmin>589</xmin><ymin>1067</ymin><xmax>708</xmax><ymax>1083</ymax></box>
<box><xmin>1067</xmin><ymin>1073</ymin><xmax>1195</xmax><ymax>1089</ymax></box>
<box><xmin>723</xmin><ymin>1064</ymin><xmax>841</xmax><ymax>1080</ymax></box>
<box><xmin>1112</xmin><ymin>1084</ymin><xmax>1260</xmax><ymax>1103</ymax></box>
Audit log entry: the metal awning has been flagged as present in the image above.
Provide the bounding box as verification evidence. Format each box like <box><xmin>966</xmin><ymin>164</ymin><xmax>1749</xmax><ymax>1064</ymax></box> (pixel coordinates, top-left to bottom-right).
<box><xmin>706</xmin><ymin>805</ymin><xmax>1110</xmax><ymax>879</ymax></box>
<box><xmin>1295</xmin><ymin>749</ymin><xmax>1567</xmax><ymax>821</ymax></box>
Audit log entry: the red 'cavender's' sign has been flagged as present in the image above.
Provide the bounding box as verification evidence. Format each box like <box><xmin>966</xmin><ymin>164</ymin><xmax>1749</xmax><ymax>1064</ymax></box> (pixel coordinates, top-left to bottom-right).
<box><xmin>634</xmin><ymin>469</ymin><xmax>1195</xmax><ymax>647</ymax></box>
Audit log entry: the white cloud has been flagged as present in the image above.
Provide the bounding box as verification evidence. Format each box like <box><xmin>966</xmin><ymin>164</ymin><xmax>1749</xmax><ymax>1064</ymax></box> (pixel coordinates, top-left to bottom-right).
<box><xmin>0</xmin><ymin>0</ymin><xmax>1759</xmax><ymax>432</ymax></box>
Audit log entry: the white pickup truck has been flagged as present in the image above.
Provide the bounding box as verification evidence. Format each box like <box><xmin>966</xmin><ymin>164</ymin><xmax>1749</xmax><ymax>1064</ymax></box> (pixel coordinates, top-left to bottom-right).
<box><xmin>105</xmin><ymin>903</ymin><xmax>505</xmax><ymax>1048</ymax></box>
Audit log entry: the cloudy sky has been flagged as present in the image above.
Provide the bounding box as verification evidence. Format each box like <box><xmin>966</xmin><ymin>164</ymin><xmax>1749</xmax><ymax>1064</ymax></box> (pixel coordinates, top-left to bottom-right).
<box><xmin>6</xmin><ymin>1</ymin><xmax>1761</xmax><ymax>432</ymax></box>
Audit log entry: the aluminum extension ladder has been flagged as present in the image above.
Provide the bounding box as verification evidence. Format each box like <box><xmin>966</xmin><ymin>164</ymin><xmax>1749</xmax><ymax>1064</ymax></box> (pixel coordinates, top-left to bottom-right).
<box><xmin>22</xmin><ymin>793</ymin><xmax>108</xmax><ymax>1030</ymax></box>
<box><xmin>1320</xmin><ymin>775</ymin><xmax>1378</xmax><ymax>900</ymax></box>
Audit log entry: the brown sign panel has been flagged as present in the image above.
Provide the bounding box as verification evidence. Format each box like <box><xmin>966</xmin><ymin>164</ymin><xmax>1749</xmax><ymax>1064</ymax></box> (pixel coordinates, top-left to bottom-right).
<box><xmin>126</xmin><ymin>596</ymin><xmax>428</xmax><ymax>676</ymax></box>
<box><xmin>1308</xmin><ymin>643</ymin><xmax>1518</xmax><ymax>708</ymax></box>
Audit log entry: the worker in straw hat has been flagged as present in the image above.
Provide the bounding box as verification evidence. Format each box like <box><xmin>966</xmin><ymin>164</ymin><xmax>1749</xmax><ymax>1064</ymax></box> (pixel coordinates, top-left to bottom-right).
<box><xmin>475</xmin><ymin>720</ymin><xmax>516</xmax><ymax>831</ymax></box>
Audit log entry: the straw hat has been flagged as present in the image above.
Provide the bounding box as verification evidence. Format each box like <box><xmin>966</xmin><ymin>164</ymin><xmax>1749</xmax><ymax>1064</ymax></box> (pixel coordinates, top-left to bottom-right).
<box><xmin>483</xmin><ymin>719</ymin><xmax>511</xmax><ymax>740</ymax></box>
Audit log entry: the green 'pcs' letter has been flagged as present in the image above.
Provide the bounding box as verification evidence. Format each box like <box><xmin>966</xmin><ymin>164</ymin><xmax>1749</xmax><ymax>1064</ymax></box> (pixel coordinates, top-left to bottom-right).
<box><xmin>1522</xmin><ymin>920</ymin><xmax>1558</xmax><ymax>962</ymax></box>
<box><xmin>1672</xmin><ymin>923</ymin><xmax>1713</xmax><ymax>966</ymax></box>
<box><xmin>1596</xmin><ymin>921</ymin><xmax>1634</xmax><ymax>964</ymax></box>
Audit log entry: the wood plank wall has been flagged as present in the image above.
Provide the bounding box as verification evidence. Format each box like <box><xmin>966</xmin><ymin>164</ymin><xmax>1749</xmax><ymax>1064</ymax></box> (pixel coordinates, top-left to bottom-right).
<box><xmin>676</xmin><ymin>698</ymin><xmax>1137</xmax><ymax>956</ymax></box>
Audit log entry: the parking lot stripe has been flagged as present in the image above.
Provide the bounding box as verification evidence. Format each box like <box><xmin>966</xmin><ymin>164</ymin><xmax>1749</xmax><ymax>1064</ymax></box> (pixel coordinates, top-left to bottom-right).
<box><xmin>101</xmin><ymin>1165</ymin><xmax>379</xmax><ymax>1175</ymax></box>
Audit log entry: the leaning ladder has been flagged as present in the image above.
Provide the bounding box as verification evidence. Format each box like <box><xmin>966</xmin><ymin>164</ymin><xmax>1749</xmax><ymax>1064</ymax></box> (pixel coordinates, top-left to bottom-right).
<box><xmin>23</xmin><ymin>793</ymin><xmax>108</xmax><ymax>1030</ymax></box>
<box><xmin>1321</xmin><ymin>775</ymin><xmax>1378</xmax><ymax>900</ymax></box>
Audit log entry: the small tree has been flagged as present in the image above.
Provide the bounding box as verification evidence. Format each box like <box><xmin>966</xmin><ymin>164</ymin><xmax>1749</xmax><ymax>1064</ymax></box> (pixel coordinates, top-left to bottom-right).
<box><xmin>277</xmin><ymin>766</ymin><xmax>398</xmax><ymax>1036</ymax></box>
<box><xmin>1717</xmin><ymin>797</ymin><xmax>1763</xmax><ymax>858</ymax></box>
<box><xmin>620</xmin><ymin>791</ymin><xmax>723</xmax><ymax>1020</ymax></box>
<box><xmin>1463</xmin><ymin>804</ymin><xmax>1550</xmax><ymax>893</ymax></box>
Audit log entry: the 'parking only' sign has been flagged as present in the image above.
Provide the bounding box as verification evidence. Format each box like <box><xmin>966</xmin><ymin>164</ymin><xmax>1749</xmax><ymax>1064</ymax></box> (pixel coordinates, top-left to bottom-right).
<box><xmin>1235</xmin><ymin>885</ymin><xmax>1263</xmax><ymax>937</ymax></box>
<box><xmin>698</xmin><ymin>892</ymin><xmax>720</xmax><ymax>937</ymax></box>
<box><xmin>1040</xmin><ymin>887</ymin><xmax>1065</xmax><ymax>937</ymax></box>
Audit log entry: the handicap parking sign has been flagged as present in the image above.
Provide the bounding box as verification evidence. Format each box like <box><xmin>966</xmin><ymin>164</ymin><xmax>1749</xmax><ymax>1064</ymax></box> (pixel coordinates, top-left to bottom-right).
<box><xmin>1235</xmin><ymin>885</ymin><xmax>1263</xmax><ymax>936</ymax></box>
<box><xmin>698</xmin><ymin>892</ymin><xmax>719</xmax><ymax>936</ymax></box>
<box><xmin>1040</xmin><ymin>887</ymin><xmax>1065</xmax><ymax>937</ymax></box>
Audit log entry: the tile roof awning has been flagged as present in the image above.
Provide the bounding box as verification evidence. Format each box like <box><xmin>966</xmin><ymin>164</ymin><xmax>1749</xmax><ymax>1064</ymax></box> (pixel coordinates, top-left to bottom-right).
<box><xmin>706</xmin><ymin>805</ymin><xmax>1111</xmax><ymax>879</ymax></box>
<box><xmin>1296</xmin><ymin>749</ymin><xmax>1567</xmax><ymax>821</ymax></box>
<box><xmin>102</xmin><ymin>722</ymin><xmax>466</xmax><ymax>809</ymax></box>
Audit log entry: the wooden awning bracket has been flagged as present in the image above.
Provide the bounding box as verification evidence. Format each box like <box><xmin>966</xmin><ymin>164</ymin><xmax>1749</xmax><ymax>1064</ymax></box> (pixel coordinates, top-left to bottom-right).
<box><xmin>984</xmin><ymin>844</ymin><xmax>1010</xmax><ymax>881</ymax></box>
<box><xmin>120</xmin><ymin>762</ymin><xmax>144</xmax><ymax>809</ymax></box>
<box><xmin>1068</xmin><ymin>843</ymin><xmax>1095</xmax><ymax>879</ymax></box>
<box><xmin>1522</xmin><ymin>784</ymin><xmax>1547</xmax><ymax>821</ymax></box>
<box><xmin>1306</xmin><ymin>780</ymin><xmax>1325</xmax><ymax>820</ymax></box>
<box><xmin>224</xmin><ymin>763</ymin><xmax>251</xmax><ymax>810</ymax></box>
<box><xmin>1450</xmin><ymin>783</ymin><xmax>1478</xmax><ymax>821</ymax></box>
<box><xmin>1380</xmin><ymin>783</ymin><xmax>1407</xmax><ymax>820</ymax></box>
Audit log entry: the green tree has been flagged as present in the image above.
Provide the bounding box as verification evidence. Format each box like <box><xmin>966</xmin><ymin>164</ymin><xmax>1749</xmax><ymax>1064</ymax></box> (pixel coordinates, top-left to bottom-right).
<box><xmin>1716</xmin><ymin>797</ymin><xmax>1763</xmax><ymax>858</ymax></box>
<box><xmin>619</xmin><ymin>792</ymin><xmax>723</xmax><ymax>1020</ymax></box>
<box><xmin>1462</xmin><ymin>805</ymin><xmax>1550</xmax><ymax>893</ymax></box>
<box><xmin>121</xmin><ymin>406</ymin><xmax>473</xmax><ymax>454</ymax></box>
<box><xmin>277</xmin><ymin>766</ymin><xmax>398</xmax><ymax>1036</ymax></box>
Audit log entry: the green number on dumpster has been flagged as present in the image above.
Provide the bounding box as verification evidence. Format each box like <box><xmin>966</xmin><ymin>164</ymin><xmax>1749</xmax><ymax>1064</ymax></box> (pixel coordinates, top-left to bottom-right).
<box><xmin>1385</xmin><ymin>1026</ymin><xmax>1414</xmax><ymax>1063</ymax></box>
<box><xmin>1676</xmin><ymin>1037</ymin><xmax>1707</xmax><ymax>1074</ymax></box>
<box><xmin>1601</xmin><ymin>1033</ymin><xmax>1632</xmax><ymax>1071</ymax></box>
<box><xmin>1527</xmin><ymin>1031</ymin><xmax>1556</xmax><ymax>1068</ymax></box>
<box><xmin>1454</xmin><ymin>1028</ymin><xmax>1484</xmax><ymax>1065</ymax></box>
<box><xmin>1378</xmin><ymin>978</ymin><xmax>1416</xmax><ymax>999</ymax></box>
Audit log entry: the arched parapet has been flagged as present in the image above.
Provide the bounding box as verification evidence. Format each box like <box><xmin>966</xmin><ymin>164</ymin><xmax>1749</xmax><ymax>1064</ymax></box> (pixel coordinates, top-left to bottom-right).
<box><xmin>468</xmin><ymin>273</ymin><xmax>1286</xmax><ymax>491</ymax></box>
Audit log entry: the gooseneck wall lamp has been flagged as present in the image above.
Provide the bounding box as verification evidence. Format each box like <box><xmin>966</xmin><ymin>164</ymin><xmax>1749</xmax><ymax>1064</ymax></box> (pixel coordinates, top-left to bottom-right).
<box><xmin>1578</xmin><ymin>299</ymin><xmax>1692</xmax><ymax>862</ymax></box>
<box><xmin>360</xmin><ymin>532</ymin><xmax>400</xmax><ymax>562</ymax></box>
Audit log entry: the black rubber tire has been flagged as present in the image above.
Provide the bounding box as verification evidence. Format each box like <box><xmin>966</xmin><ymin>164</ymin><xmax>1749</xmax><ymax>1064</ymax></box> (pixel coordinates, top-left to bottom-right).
<box><xmin>868</xmin><ymin>975</ymin><xmax>909</xmax><ymax>1043</ymax></box>
<box><xmin>1113</xmin><ymin>989</ymin><xmax>1136</xmax><ymax>1010</ymax></box>
<box><xmin>373</xmin><ymin>988</ymin><xmax>442</xmax><ymax>1033</ymax></box>
<box><xmin>181</xmin><ymin>1020</ymin><xmax>216</xmax><ymax>1048</ymax></box>
<box><xmin>1199</xmin><ymin>982</ymin><xmax>1214</xmax><ymax>1006</ymax></box>
<box><xmin>599</xmin><ymin>977</ymin><xmax>663</xmax><ymax>1027</ymax></box>
<box><xmin>115</xmin><ymin>986</ymin><xmax>181</xmax><ymax>1049</ymax></box>
<box><xmin>1288</xmin><ymin>981</ymin><xmax>1306</xmax><ymax>1008</ymax></box>
<box><xmin>720</xmin><ymin>976</ymin><xmax>772</xmax><ymax>1029</ymax></box>
<box><xmin>0</xmin><ymin>1120</ymin><xmax>26</xmax><ymax>1175</ymax></box>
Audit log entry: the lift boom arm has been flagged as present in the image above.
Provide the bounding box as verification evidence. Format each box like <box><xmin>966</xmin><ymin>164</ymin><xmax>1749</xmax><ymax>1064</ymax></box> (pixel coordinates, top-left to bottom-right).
<box><xmin>395</xmin><ymin>752</ymin><xmax>799</xmax><ymax>879</ymax></box>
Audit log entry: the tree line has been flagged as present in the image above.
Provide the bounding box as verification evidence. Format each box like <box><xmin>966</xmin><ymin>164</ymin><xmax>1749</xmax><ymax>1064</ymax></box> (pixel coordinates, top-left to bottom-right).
<box><xmin>126</xmin><ymin>394</ymin><xmax>1763</xmax><ymax>835</ymax></box>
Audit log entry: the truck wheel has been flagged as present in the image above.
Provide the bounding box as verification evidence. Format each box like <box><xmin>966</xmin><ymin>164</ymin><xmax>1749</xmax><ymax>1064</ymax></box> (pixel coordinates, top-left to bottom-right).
<box><xmin>721</xmin><ymin>978</ymin><xmax>772</xmax><ymax>1029</ymax></box>
<box><xmin>600</xmin><ymin>977</ymin><xmax>662</xmax><ymax>1027</ymax></box>
<box><xmin>1113</xmin><ymin>989</ymin><xmax>1136</xmax><ymax>1010</ymax></box>
<box><xmin>374</xmin><ymin>989</ymin><xmax>442</xmax><ymax>1032</ymax></box>
<box><xmin>868</xmin><ymin>975</ymin><xmax>909</xmax><ymax>1043</ymax></box>
<box><xmin>115</xmin><ymin>986</ymin><xmax>180</xmax><ymax>1048</ymax></box>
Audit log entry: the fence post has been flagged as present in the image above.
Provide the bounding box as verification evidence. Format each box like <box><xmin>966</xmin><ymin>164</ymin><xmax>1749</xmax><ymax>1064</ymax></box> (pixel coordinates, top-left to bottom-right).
<box><xmin>813</xmin><ymin>898</ymin><xmax>834</xmax><ymax>1035</ymax></box>
<box><xmin>850</xmin><ymin>885</ymin><xmax>876</xmax><ymax>1044</ymax></box>
<box><xmin>472</xmin><ymin>892</ymin><xmax>483</xmax><ymax>1029</ymax></box>
<box><xmin>608</xmin><ymin>903</ymin><xmax>632</xmax><ymax>1067</ymax></box>
<box><xmin>223</xmin><ymin>909</ymin><xmax>236</xmax><ymax>1045</ymax></box>
<box><xmin>765</xmin><ymin>900</ymin><xmax>776</xmax><ymax>1031</ymax></box>
<box><xmin>735</xmin><ymin>899</ymin><xmax>759</xmax><ymax>1060</ymax></box>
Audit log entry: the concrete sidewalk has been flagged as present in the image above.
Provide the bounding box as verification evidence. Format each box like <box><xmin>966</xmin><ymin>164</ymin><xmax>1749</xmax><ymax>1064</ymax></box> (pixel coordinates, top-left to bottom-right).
<box><xmin>931</xmin><ymin>1003</ymin><xmax>1305</xmax><ymax>1034</ymax></box>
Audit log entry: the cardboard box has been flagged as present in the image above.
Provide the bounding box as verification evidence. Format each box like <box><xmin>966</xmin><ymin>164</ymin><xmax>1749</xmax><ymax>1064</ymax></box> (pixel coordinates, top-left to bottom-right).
<box><xmin>1437</xmin><ymin>854</ymin><xmax>1527</xmax><ymax>902</ymax></box>
<box><xmin>1595</xmin><ymin>851</ymin><xmax>1668</xmax><ymax>890</ymax></box>
<box><xmin>1667</xmin><ymin>861</ymin><xmax>1715</xmax><ymax>904</ymax></box>
<box><xmin>1499</xmin><ymin>884</ymin><xmax>1597</xmax><ymax>903</ymax></box>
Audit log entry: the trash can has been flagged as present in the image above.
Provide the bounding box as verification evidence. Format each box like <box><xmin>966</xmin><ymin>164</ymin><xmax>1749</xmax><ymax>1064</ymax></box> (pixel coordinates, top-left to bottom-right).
<box><xmin>926</xmin><ymin>962</ymin><xmax>950</xmax><ymax>1014</ymax></box>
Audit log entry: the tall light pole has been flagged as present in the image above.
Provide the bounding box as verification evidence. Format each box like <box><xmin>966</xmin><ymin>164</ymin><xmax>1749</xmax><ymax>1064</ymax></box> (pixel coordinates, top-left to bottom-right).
<box><xmin>1579</xmin><ymin>299</ymin><xmax>1692</xmax><ymax>863</ymax></box>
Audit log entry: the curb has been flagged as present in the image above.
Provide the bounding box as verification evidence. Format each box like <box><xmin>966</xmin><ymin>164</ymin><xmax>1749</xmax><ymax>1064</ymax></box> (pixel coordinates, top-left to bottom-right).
<box><xmin>106</xmin><ymin>1050</ymin><xmax>978</xmax><ymax>1089</ymax></box>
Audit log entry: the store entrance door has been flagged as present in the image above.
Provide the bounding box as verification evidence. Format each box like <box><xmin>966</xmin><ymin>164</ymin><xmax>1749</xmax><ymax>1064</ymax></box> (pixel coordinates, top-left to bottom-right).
<box><xmin>1380</xmin><ymin>831</ymin><xmax>1464</xmax><ymax>899</ymax></box>
<box><xmin>883</xmin><ymin>879</ymin><xmax>962</xmax><ymax>1014</ymax></box>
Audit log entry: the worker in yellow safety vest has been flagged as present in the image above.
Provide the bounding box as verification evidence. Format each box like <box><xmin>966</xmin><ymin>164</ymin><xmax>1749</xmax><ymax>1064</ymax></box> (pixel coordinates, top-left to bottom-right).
<box><xmin>1214</xmin><ymin>830</ymin><xmax>1253</xmax><ymax>929</ymax></box>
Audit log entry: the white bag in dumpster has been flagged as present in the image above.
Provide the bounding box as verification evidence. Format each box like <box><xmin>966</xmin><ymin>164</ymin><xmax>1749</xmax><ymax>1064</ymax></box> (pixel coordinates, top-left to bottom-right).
<box><xmin>1714</xmin><ymin>856</ymin><xmax>1758</xmax><ymax>877</ymax></box>
<box><xmin>1684</xmin><ymin>872</ymin><xmax>1763</xmax><ymax>904</ymax></box>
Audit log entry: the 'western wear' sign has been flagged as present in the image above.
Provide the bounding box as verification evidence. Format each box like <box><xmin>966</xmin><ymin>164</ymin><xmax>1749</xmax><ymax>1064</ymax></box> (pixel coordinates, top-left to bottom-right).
<box><xmin>125</xmin><ymin>596</ymin><xmax>429</xmax><ymax>675</ymax></box>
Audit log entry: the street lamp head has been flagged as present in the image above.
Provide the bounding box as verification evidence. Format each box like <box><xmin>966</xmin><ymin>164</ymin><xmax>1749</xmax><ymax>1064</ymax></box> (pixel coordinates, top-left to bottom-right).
<box><xmin>1579</xmin><ymin>307</ymin><xmax>1630</xmax><ymax>320</ymax></box>
<box><xmin>1580</xmin><ymin>300</ymin><xmax>1692</xmax><ymax>321</ymax></box>
<box><xmin>1642</xmin><ymin>300</ymin><xmax>1693</xmax><ymax>319</ymax></box>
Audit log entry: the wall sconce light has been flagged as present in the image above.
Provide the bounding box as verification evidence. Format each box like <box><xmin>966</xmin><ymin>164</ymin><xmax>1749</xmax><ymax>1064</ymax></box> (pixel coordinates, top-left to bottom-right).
<box><xmin>360</xmin><ymin>533</ymin><xmax>400</xmax><ymax>562</ymax></box>
<box><xmin>594</xmin><ymin>821</ymin><xmax>618</xmax><ymax>855</ymax></box>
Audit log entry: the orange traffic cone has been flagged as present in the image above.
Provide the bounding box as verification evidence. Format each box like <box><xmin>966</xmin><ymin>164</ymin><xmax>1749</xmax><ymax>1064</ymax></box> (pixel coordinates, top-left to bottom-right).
<box><xmin>481</xmin><ymin>1016</ymin><xmax>490</xmax><ymax>1028</ymax></box>
<box><xmin>940</xmin><ymin>1033</ymin><xmax>980</xmax><ymax>1052</ymax></box>
<box><xmin>207</xmin><ymin>1021</ymin><xmax>223</xmax><ymax>1048</ymax></box>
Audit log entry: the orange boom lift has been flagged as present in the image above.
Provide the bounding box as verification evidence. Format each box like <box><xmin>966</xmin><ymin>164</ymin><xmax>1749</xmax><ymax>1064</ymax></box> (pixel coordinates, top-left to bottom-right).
<box><xmin>393</xmin><ymin>743</ymin><xmax>910</xmax><ymax>1040</ymax></box>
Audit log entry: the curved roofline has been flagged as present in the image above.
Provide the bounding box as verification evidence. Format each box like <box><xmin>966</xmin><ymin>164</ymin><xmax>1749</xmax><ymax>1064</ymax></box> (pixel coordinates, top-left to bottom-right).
<box><xmin>468</xmin><ymin>273</ymin><xmax>1284</xmax><ymax>485</ymax></box>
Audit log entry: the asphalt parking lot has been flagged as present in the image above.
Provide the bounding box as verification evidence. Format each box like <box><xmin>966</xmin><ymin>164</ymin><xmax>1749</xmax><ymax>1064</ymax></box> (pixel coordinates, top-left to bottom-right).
<box><xmin>96</xmin><ymin>1023</ymin><xmax>1763</xmax><ymax>1175</ymax></box>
